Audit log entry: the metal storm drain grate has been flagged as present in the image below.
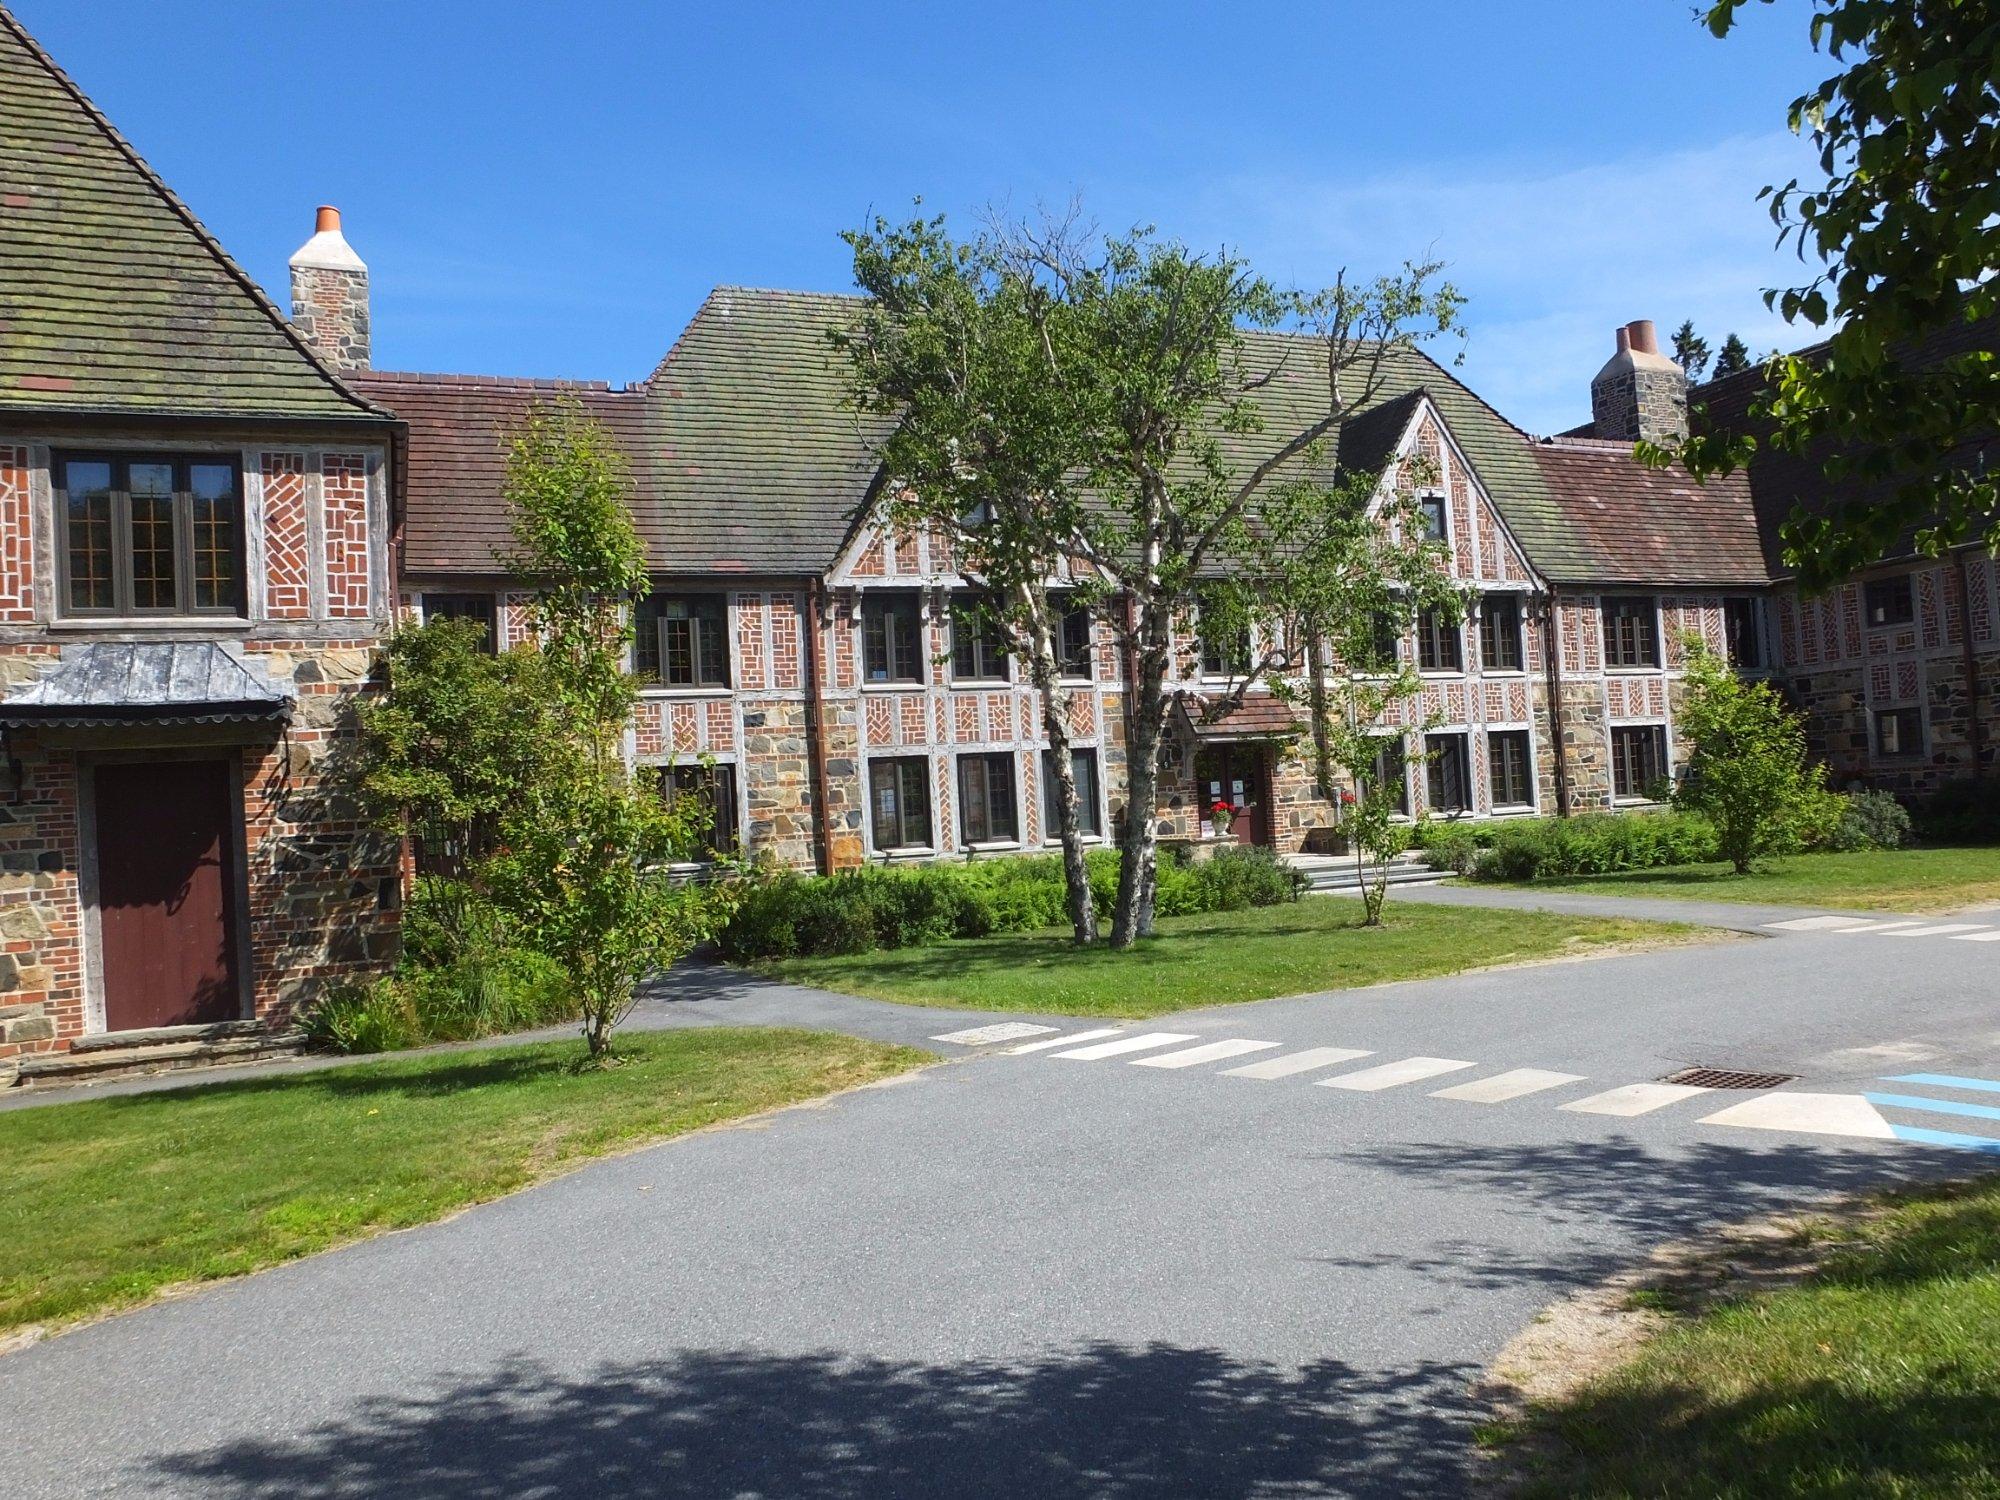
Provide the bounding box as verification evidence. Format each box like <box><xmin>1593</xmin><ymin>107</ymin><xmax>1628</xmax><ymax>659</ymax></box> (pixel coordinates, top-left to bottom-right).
<box><xmin>1659</xmin><ymin>1067</ymin><xmax>1799</xmax><ymax>1090</ymax></box>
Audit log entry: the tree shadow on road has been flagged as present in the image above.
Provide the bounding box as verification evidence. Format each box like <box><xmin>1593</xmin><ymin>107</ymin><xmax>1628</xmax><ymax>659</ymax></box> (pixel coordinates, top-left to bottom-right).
<box><xmin>150</xmin><ymin>1342</ymin><xmax>1479</xmax><ymax>1499</ymax></box>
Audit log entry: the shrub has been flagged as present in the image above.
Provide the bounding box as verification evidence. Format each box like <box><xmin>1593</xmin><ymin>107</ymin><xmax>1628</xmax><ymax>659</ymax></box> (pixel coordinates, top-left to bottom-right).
<box><xmin>1915</xmin><ymin>777</ymin><xmax>2000</xmax><ymax>846</ymax></box>
<box><xmin>1417</xmin><ymin>824</ymin><xmax>1484</xmax><ymax>875</ymax></box>
<box><xmin>298</xmin><ymin>980</ymin><xmax>420</xmax><ymax>1054</ymax></box>
<box><xmin>718</xmin><ymin>844</ymin><xmax>1302</xmax><ymax>962</ymax></box>
<box><xmin>1827</xmin><ymin>788</ymin><xmax>1915</xmax><ymax>852</ymax></box>
<box><xmin>1472</xmin><ymin>811</ymin><xmax>1720</xmax><ymax>882</ymax></box>
<box><xmin>299</xmin><ymin>949</ymin><xmax>574</xmax><ymax>1055</ymax></box>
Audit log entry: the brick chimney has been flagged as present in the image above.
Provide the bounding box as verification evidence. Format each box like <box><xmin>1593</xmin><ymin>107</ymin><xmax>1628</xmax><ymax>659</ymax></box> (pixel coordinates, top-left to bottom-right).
<box><xmin>289</xmin><ymin>205</ymin><xmax>370</xmax><ymax>370</ymax></box>
<box><xmin>1590</xmin><ymin>318</ymin><xmax>1686</xmax><ymax>445</ymax></box>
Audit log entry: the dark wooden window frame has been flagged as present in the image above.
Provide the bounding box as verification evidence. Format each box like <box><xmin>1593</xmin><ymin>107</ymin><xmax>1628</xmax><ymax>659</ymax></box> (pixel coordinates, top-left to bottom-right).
<box><xmin>1041</xmin><ymin>747</ymin><xmax>1103</xmax><ymax>839</ymax></box>
<box><xmin>1416</xmin><ymin>606</ymin><xmax>1462</xmax><ymax>673</ymax></box>
<box><xmin>868</xmin><ymin>755</ymin><xmax>933</xmax><ymax>850</ymax></box>
<box><xmin>1602</xmin><ymin>596</ymin><xmax>1662</xmax><ymax>669</ymax></box>
<box><xmin>862</xmin><ymin>593</ymin><xmax>926</xmax><ymax>684</ymax></box>
<box><xmin>422</xmin><ymin>592</ymin><xmax>499</xmax><ymax>654</ymax></box>
<box><xmin>1723</xmin><ymin>596</ymin><xmax>1763</xmax><ymax>668</ymax></box>
<box><xmin>1478</xmin><ymin>594</ymin><xmax>1524</xmax><ymax>673</ymax></box>
<box><xmin>1417</xmin><ymin>490</ymin><xmax>1448</xmax><ymax>543</ymax></box>
<box><xmin>636</xmin><ymin>593</ymin><xmax>731</xmax><ymax>688</ymax></box>
<box><xmin>950</xmin><ymin>593</ymin><xmax>1013</xmax><ymax>682</ymax></box>
<box><xmin>1425</xmin><ymin>732</ymin><xmax>1470</xmax><ymax>814</ymax></box>
<box><xmin>1874</xmin><ymin>705</ymin><xmax>1925</xmax><ymax>759</ymax></box>
<box><xmin>1863</xmin><ymin>576</ymin><xmax>1916</xmax><ymax>629</ymax></box>
<box><xmin>1198</xmin><ymin>601</ymin><xmax>1253</xmax><ymax>679</ymax></box>
<box><xmin>659</xmin><ymin>761</ymin><xmax>739</xmax><ymax>857</ymax></box>
<box><xmin>1488</xmin><ymin>728</ymin><xmax>1534</xmax><ymax>809</ymax></box>
<box><xmin>54</xmin><ymin>451</ymin><xmax>246</xmax><ymax>618</ymax></box>
<box><xmin>957</xmin><ymin>751</ymin><xmax>1020</xmax><ymax>845</ymax></box>
<box><xmin>1610</xmin><ymin>724</ymin><xmax>1668</xmax><ymax>799</ymax></box>
<box><xmin>1057</xmin><ymin>600</ymin><xmax>1094</xmax><ymax>680</ymax></box>
<box><xmin>1370</xmin><ymin>735</ymin><xmax>1409</xmax><ymax>815</ymax></box>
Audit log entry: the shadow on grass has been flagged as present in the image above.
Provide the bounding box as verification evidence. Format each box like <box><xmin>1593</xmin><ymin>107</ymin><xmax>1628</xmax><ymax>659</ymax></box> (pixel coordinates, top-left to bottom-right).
<box><xmin>149</xmin><ymin>1343</ymin><xmax>1479</xmax><ymax>1500</ymax></box>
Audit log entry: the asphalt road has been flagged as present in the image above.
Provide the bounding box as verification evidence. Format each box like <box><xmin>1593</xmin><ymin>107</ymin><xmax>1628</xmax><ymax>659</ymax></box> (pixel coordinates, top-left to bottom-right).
<box><xmin>7</xmin><ymin>889</ymin><xmax>2000</xmax><ymax>1499</ymax></box>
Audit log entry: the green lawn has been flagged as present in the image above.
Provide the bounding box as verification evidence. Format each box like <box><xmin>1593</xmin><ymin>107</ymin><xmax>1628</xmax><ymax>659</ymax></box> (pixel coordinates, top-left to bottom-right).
<box><xmin>1508</xmin><ymin>1177</ymin><xmax>2000</xmax><ymax>1498</ymax></box>
<box><xmin>1515</xmin><ymin>845</ymin><xmax>2000</xmax><ymax>913</ymax></box>
<box><xmin>0</xmin><ymin>1027</ymin><xmax>925</xmax><ymax>1338</ymax></box>
<box><xmin>757</xmin><ymin>900</ymin><xmax>1696</xmax><ymax>1016</ymax></box>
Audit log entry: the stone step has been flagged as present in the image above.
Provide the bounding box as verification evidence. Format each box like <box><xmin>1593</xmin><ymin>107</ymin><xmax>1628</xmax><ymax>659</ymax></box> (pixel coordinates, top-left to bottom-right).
<box><xmin>17</xmin><ymin>1031</ymin><xmax>306</xmax><ymax>1087</ymax></box>
<box><xmin>1299</xmin><ymin>863</ymin><xmax>1451</xmax><ymax>893</ymax></box>
<box><xmin>67</xmin><ymin>1019</ymin><xmax>268</xmax><ymax>1054</ymax></box>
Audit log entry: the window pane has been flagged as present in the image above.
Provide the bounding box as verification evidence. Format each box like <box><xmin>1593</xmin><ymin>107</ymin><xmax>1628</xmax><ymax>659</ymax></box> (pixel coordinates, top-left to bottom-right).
<box><xmin>697</xmin><ymin>610</ymin><xmax>729</xmax><ymax>686</ymax></box>
<box><xmin>900</xmin><ymin>759</ymin><xmax>930</xmax><ymax>844</ymax></box>
<box><xmin>663</xmin><ymin>617</ymin><xmax>694</xmax><ymax>684</ymax></box>
<box><xmin>63</xmin><ymin>460</ymin><xmax>113</xmax><ymax>612</ymax></box>
<box><xmin>1059</xmin><ymin>604</ymin><xmax>1093</xmax><ymax>677</ymax></box>
<box><xmin>423</xmin><ymin>593</ymin><xmax>497</xmax><ymax>652</ymax></box>
<box><xmin>870</xmin><ymin>762</ymin><xmax>899</xmax><ymax>848</ymax></box>
<box><xmin>986</xmin><ymin>755</ymin><xmax>1017</xmax><ymax>841</ymax></box>
<box><xmin>126</xmin><ymin>461</ymin><xmax>177</xmax><ymax>611</ymax></box>
<box><xmin>1481</xmin><ymin>597</ymin><xmax>1522</xmax><ymax>671</ymax></box>
<box><xmin>188</xmin><ymin>463</ymin><xmax>239</xmax><ymax>611</ymax></box>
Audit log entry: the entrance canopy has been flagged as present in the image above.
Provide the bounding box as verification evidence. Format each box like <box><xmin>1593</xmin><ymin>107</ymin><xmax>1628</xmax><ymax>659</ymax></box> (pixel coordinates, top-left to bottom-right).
<box><xmin>1174</xmin><ymin>690</ymin><xmax>1300</xmax><ymax>744</ymax></box>
<box><xmin>0</xmin><ymin>642</ymin><xmax>293</xmax><ymax>730</ymax></box>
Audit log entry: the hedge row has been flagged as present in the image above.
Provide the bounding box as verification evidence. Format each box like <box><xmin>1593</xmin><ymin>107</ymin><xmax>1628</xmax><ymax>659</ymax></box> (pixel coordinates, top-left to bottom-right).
<box><xmin>1412</xmin><ymin>787</ymin><xmax>1916</xmax><ymax>884</ymax></box>
<box><xmin>719</xmin><ymin>846</ymin><xmax>1305</xmax><ymax>961</ymax></box>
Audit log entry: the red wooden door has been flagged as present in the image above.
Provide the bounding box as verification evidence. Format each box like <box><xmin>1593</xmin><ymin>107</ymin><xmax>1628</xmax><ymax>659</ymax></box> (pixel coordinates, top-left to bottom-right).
<box><xmin>1196</xmin><ymin>746</ymin><xmax>1273</xmax><ymax>847</ymax></box>
<box><xmin>94</xmin><ymin>760</ymin><xmax>240</xmax><ymax>1031</ymax></box>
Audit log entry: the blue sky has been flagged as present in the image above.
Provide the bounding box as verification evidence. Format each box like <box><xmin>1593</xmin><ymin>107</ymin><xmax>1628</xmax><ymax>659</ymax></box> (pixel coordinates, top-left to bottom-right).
<box><xmin>15</xmin><ymin>1</ymin><xmax>1827</xmax><ymax>433</ymax></box>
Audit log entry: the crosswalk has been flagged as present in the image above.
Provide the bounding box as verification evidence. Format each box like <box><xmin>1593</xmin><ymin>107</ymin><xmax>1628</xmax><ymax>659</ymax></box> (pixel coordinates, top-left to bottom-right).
<box><xmin>931</xmin><ymin>1024</ymin><xmax>2000</xmax><ymax>1152</ymax></box>
<box><xmin>1766</xmin><ymin>914</ymin><xmax>2000</xmax><ymax>941</ymax></box>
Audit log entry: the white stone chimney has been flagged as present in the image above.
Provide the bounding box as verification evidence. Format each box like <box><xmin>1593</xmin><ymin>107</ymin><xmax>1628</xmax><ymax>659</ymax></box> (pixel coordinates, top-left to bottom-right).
<box><xmin>1590</xmin><ymin>319</ymin><xmax>1687</xmax><ymax>445</ymax></box>
<box><xmin>289</xmin><ymin>205</ymin><xmax>370</xmax><ymax>371</ymax></box>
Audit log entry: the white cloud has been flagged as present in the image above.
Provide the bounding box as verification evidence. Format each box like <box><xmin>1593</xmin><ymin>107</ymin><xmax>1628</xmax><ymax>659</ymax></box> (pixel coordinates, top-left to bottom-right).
<box><xmin>1190</xmin><ymin>133</ymin><xmax>1821</xmax><ymax>434</ymax></box>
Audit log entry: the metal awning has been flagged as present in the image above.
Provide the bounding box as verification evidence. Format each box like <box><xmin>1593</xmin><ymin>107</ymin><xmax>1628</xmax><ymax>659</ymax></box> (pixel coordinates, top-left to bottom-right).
<box><xmin>0</xmin><ymin>642</ymin><xmax>294</xmax><ymax>730</ymax></box>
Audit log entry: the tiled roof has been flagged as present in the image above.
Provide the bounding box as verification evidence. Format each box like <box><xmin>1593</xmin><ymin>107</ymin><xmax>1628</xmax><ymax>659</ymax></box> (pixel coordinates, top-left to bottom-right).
<box><xmin>0</xmin><ymin>641</ymin><xmax>292</xmax><ymax>728</ymax></box>
<box><xmin>1693</xmin><ymin>313</ymin><xmax>1998</xmax><ymax>574</ymax></box>
<box><xmin>365</xmin><ymin>284</ymin><xmax>1742</xmax><ymax>588</ymax></box>
<box><xmin>348</xmin><ymin>372</ymin><xmax>650</xmax><ymax>575</ymax></box>
<box><xmin>1177</xmin><ymin>690</ymin><xmax>1301</xmax><ymax>741</ymax></box>
<box><xmin>1526</xmin><ymin>435</ymin><xmax>1768</xmax><ymax>586</ymax></box>
<box><xmin>0</xmin><ymin>7</ymin><xmax>386</xmax><ymax>422</ymax></box>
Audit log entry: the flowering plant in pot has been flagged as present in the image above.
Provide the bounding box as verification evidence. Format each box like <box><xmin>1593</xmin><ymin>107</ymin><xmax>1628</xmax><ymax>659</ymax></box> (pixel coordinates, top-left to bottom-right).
<box><xmin>1208</xmin><ymin>798</ymin><xmax>1237</xmax><ymax>835</ymax></box>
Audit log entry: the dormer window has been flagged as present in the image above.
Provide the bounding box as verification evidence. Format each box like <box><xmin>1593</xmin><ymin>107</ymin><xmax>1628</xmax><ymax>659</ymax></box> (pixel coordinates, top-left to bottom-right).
<box><xmin>55</xmin><ymin>453</ymin><xmax>244</xmax><ymax>618</ymax></box>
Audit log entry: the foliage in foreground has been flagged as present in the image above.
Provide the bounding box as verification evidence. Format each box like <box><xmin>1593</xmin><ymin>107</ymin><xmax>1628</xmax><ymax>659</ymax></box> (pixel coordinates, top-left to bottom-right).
<box><xmin>1672</xmin><ymin>642</ymin><xmax>1842</xmax><ymax>873</ymax></box>
<box><xmin>719</xmin><ymin>846</ymin><xmax>1304</xmax><ymax>962</ymax></box>
<box><xmin>0</xmin><ymin>1027</ymin><xmax>925</xmax><ymax>1336</ymax></box>
<box><xmin>1509</xmin><ymin>1176</ymin><xmax>2000</xmax><ymax>1499</ymax></box>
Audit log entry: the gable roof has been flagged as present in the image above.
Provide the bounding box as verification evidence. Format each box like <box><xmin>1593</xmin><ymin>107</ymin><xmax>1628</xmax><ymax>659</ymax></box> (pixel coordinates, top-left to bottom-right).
<box><xmin>0</xmin><ymin>7</ymin><xmax>388</xmax><ymax>423</ymax></box>
<box><xmin>1525</xmin><ymin>435</ymin><xmax>1767</xmax><ymax>586</ymax></box>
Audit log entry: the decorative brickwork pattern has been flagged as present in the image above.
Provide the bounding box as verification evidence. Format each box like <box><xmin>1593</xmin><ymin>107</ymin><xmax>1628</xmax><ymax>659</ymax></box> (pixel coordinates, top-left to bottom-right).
<box><xmin>321</xmin><ymin>452</ymin><xmax>372</xmax><ymax>617</ymax></box>
<box><xmin>261</xmin><ymin>451</ymin><xmax>311</xmax><ymax>618</ymax></box>
<box><xmin>0</xmin><ymin>445</ymin><xmax>33</xmax><ymax>622</ymax></box>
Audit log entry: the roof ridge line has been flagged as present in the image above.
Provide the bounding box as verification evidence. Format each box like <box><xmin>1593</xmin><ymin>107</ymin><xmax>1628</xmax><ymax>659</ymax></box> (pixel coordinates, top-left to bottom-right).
<box><xmin>0</xmin><ymin>4</ymin><xmax>394</xmax><ymax>423</ymax></box>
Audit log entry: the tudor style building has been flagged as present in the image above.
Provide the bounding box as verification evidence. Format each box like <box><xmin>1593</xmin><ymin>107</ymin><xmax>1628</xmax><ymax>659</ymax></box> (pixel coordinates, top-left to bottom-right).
<box><xmin>0</xmin><ymin>12</ymin><xmax>400</xmax><ymax>1081</ymax></box>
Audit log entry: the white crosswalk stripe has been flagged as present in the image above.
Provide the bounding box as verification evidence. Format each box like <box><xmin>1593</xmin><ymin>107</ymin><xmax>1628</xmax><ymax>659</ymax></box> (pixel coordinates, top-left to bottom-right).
<box><xmin>1431</xmin><ymin>1068</ymin><xmax>1587</xmax><ymax>1103</ymax></box>
<box><xmin>1221</xmin><ymin>1046</ymin><xmax>1374</xmax><ymax>1080</ymax></box>
<box><xmin>1053</xmin><ymin>1032</ymin><xmax>1199</xmax><ymax>1061</ymax></box>
<box><xmin>1829</xmin><ymin>920</ymin><xmax>1933</xmax><ymax>933</ymax></box>
<box><xmin>1560</xmin><ymin>1082</ymin><xmax>1710</xmax><ymax>1116</ymax></box>
<box><xmin>1131</xmin><ymin>1039</ymin><xmax>1280</xmax><ymax>1069</ymax></box>
<box><xmin>932</xmin><ymin>1022</ymin><xmax>1059</xmax><ymax>1046</ymax></box>
<box><xmin>1766</xmin><ymin>915</ymin><xmax>1872</xmax><ymax>931</ymax></box>
<box><xmin>1319</xmin><ymin>1056</ymin><xmax>1476</xmax><ymax>1092</ymax></box>
<box><xmin>1881</xmin><ymin>923</ymin><xmax>1990</xmax><ymax>938</ymax></box>
<box><xmin>1008</xmin><ymin>1027</ymin><xmax>1124</xmax><ymax>1055</ymax></box>
<box><xmin>1949</xmin><ymin>929</ymin><xmax>2000</xmax><ymax>942</ymax></box>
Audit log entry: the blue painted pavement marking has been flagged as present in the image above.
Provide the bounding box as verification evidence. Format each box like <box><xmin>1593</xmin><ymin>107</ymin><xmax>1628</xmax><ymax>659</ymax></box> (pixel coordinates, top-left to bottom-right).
<box><xmin>1867</xmin><ymin>1092</ymin><xmax>2000</xmax><ymax>1123</ymax></box>
<box><xmin>1882</xmin><ymin>1073</ymin><xmax>2000</xmax><ymax>1096</ymax></box>
<box><xmin>1887</xmin><ymin>1124</ymin><xmax>2000</xmax><ymax>1153</ymax></box>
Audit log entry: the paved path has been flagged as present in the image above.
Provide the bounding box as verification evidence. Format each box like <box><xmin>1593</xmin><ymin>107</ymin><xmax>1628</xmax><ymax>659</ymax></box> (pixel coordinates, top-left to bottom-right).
<box><xmin>6</xmin><ymin>892</ymin><xmax>2000</xmax><ymax>1497</ymax></box>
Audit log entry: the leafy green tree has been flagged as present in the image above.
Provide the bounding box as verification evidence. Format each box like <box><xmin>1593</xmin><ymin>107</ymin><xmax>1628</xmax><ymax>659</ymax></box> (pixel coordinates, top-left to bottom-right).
<box><xmin>504</xmin><ymin>398</ymin><xmax>653</xmax><ymax>741</ymax></box>
<box><xmin>495</xmin><ymin>398</ymin><xmax>732</xmax><ymax>1060</ymax></box>
<box><xmin>840</xmin><ymin>209</ymin><xmax>1464</xmax><ymax>948</ymax></box>
<box><xmin>1669</xmin><ymin>0</ymin><xmax>1999</xmax><ymax>586</ymax></box>
<box><xmin>1671</xmin><ymin>320</ymin><xmax>1713</xmax><ymax>384</ymax></box>
<box><xmin>1673</xmin><ymin>641</ymin><xmax>1843</xmax><ymax>872</ymax></box>
<box><xmin>355</xmin><ymin>616</ymin><xmax>563</xmax><ymax>871</ymax></box>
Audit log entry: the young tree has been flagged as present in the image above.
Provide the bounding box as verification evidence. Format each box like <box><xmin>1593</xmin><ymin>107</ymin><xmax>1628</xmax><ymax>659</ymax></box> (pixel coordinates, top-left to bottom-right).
<box><xmin>1670</xmin><ymin>0</ymin><xmax>1999</xmax><ymax>587</ymax></box>
<box><xmin>1709</xmin><ymin>332</ymin><xmax>1754</xmax><ymax>382</ymax></box>
<box><xmin>842</xmin><ymin>211</ymin><xmax>1465</xmax><ymax>948</ymax></box>
<box><xmin>1673</xmin><ymin>640</ymin><xmax>1842</xmax><ymax>873</ymax></box>
<box><xmin>497</xmin><ymin>398</ymin><xmax>728</xmax><ymax>1060</ymax></box>
<box><xmin>1671</xmin><ymin>320</ymin><xmax>1713</xmax><ymax>384</ymax></box>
